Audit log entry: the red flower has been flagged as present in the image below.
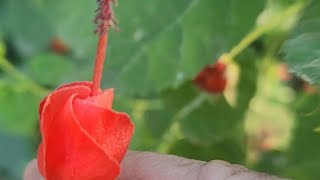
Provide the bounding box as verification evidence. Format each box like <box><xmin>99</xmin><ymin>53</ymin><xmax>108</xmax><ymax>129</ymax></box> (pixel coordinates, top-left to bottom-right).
<box><xmin>194</xmin><ymin>62</ymin><xmax>227</xmax><ymax>93</ymax></box>
<box><xmin>37</xmin><ymin>81</ymin><xmax>134</xmax><ymax>180</ymax></box>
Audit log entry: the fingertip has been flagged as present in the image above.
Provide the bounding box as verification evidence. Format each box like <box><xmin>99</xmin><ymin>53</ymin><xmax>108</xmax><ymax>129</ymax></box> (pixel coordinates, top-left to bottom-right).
<box><xmin>117</xmin><ymin>151</ymin><xmax>205</xmax><ymax>180</ymax></box>
<box><xmin>198</xmin><ymin>160</ymin><xmax>235</xmax><ymax>180</ymax></box>
<box><xmin>23</xmin><ymin>159</ymin><xmax>43</xmax><ymax>180</ymax></box>
<box><xmin>199</xmin><ymin>160</ymin><xmax>285</xmax><ymax>180</ymax></box>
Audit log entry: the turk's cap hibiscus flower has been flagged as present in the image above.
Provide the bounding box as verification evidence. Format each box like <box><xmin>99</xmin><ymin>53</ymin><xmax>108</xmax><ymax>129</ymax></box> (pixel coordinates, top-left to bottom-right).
<box><xmin>38</xmin><ymin>81</ymin><xmax>134</xmax><ymax>180</ymax></box>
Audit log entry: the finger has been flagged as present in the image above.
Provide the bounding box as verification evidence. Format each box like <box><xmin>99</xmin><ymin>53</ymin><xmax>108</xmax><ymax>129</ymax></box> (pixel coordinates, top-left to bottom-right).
<box><xmin>23</xmin><ymin>151</ymin><xmax>288</xmax><ymax>180</ymax></box>
<box><xmin>117</xmin><ymin>151</ymin><xmax>288</xmax><ymax>180</ymax></box>
<box><xmin>117</xmin><ymin>151</ymin><xmax>205</xmax><ymax>180</ymax></box>
<box><xmin>23</xmin><ymin>159</ymin><xmax>43</xmax><ymax>180</ymax></box>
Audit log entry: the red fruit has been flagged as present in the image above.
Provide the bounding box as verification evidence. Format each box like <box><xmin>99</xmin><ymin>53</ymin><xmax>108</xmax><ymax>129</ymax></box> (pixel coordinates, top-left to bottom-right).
<box><xmin>50</xmin><ymin>37</ymin><xmax>69</xmax><ymax>54</ymax></box>
<box><xmin>194</xmin><ymin>62</ymin><xmax>227</xmax><ymax>93</ymax></box>
<box><xmin>37</xmin><ymin>81</ymin><xmax>134</xmax><ymax>180</ymax></box>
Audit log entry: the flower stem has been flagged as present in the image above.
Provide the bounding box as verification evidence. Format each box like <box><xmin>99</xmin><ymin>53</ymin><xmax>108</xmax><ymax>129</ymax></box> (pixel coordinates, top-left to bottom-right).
<box><xmin>222</xmin><ymin>2</ymin><xmax>305</xmax><ymax>62</ymax></box>
<box><xmin>91</xmin><ymin>31</ymin><xmax>109</xmax><ymax>96</ymax></box>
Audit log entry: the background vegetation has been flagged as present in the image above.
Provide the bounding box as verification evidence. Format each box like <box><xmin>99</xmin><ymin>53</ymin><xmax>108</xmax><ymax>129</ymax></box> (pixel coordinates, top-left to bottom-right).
<box><xmin>0</xmin><ymin>0</ymin><xmax>320</xmax><ymax>179</ymax></box>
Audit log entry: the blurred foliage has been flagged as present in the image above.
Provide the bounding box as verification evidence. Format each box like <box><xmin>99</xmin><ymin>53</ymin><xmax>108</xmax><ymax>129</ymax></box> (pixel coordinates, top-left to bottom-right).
<box><xmin>1</xmin><ymin>0</ymin><xmax>320</xmax><ymax>180</ymax></box>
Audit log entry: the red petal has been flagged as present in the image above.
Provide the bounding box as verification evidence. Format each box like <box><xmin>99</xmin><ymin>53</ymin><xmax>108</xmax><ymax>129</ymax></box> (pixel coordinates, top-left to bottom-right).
<box><xmin>73</xmin><ymin>97</ymin><xmax>134</xmax><ymax>162</ymax></box>
<box><xmin>38</xmin><ymin>81</ymin><xmax>134</xmax><ymax>180</ymax></box>
<box><xmin>37</xmin><ymin>142</ymin><xmax>45</xmax><ymax>176</ymax></box>
<box><xmin>43</xmin><ymin>95</ymin><xmax>119</xmax><ymax>180</ymax></box>
<box><xmin>56</xmin><ymin>81</ymin><xmax>92</xmax><ymax>91</ymax></box>
<box><xmin>38</xmin><ymin>82</ymin><xmax>92</xmax><ymax>129</ymax></box>
<box><xmin>39</xmin><ymin>84</ymin><xmax>91</xmax><ymax>179</ymax></box>
<box><xmin>39</xmin><ymin>84</ymin><xmax>91</xmax><ymax>140</ymax></box>
<box><xmin>84</xmin><ymin>89</ymin><xmax>114</xmax><ymax>109</ymax></box>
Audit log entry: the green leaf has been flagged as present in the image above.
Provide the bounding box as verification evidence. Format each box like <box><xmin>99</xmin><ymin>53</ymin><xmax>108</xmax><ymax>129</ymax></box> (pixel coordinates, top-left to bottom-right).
<box><xmin>282</xmin><ymin>34</ymin><xmax>320</xmax><ymax>84</ymax></box>
<box><xmin>254</xmin><ymin>150</ymin><xmax>288</xmax><ymax>176</ymax></box>
<box><xmin>112</xmin><ymin>97</ymin><xmax>158</xmax><ymax>151</ymax></box>
<box><xmin>5</xmin><ymin>1</ymin><xmax>53</xmax><ymax>57</ymax></box>
<box><xmin>284</xmin><ymin>93</ymin><xmax>320</xmax><ymax>179</ymax></box>
<box><xmin>144</xmin><ymin>73</ymin><xmax>254</xmax><ymax>141</ymax></box>
<box><xmin>145</xmin><ymin>109</ymin><xmax>172</xmax><ymax>139</ymax></box>
<box><xmin>180</xmin><ymin>96</ymin><xmax>240</xmax><ymax>145</ymax></box>
<box><xmin>129</xmin><ymin>119</ymin><xmax>158</xmax><ymax>151</ymax></box>
<box><xmin>162</xmin><ymin>81</ymin><xmax>199</xmax><ymax>114</ymax></box>
<box><xmin>169</xmin><ymin>139</ymin><xmax>245</xmax><ymax>163</ymax></box>
<box><xmin>42</xmin><ymin>0</ymin><xmax>97</xmax><ymax>59</ymax></box>
<box><xmin>282</xmin><ymin>1</ymin><xmax>320</xmax><ymax>84</ymax></box>
<box><xmin>115</xmin><ymin>26</ymin><xmax>184</xmax><ymax>93</ymax></box>
<box><xmin>162</xmin><ymin>81</ymin><xmax>243</xmax><ymax>145</ymax></box>
<box><xmin>42</xmin><ymin>0</ymin><xmax>265</xmax><ymax>95</ymax></box>
<box><xmin>0</xmin><ymin>83</ymin><xmax>41</xmax><ymax>135</ymax></box>
<box><xmin>179</xmin><ymin>0</ymin><xmax>266</xmax><ymax>77</ymax></box>
<box><xmin>25</xmin><ymin>53</ymin><xmax>90</xmax><ymax>87</ymax></box>
<box><xmin>284</xmin><ymin>161</ymin><xmax>320</xmax><ymax>180</ymax></box>
<box><xmin>0</xmin><ymin>0</ymin><xmax>8</xmax><ymax>34</ymax></box>
<box><xmin>235</xmin><ymin>48</ymin><xmax>259</xmax><ymax>112</ymax></box>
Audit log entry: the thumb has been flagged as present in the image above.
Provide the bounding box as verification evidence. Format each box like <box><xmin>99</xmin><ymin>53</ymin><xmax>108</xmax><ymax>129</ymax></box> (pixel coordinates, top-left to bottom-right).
<box><xmin>23</xmin><ymin>159</ymin><xmax>43</xmax><ymax>180</ymax></box>
<box><xmin>117</xmin><ymin>151</ymin><xmax>288</xmax><ymax>180</ymax></box>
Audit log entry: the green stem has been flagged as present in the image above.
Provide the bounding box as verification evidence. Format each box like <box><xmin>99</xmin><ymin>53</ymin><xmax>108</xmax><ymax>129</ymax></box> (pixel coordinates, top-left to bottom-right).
<box><xmin>156</xmin><ymin>122</ymin><xmax>181</xmax><ymax>153</ymax></box>
<box><xmin>173</xmin><ymin>93</ymin><xmax>208</xmax><ymax>121</ymax></box>
<box><xmin>223</xmin><ymin>2</ymin><xmax>305</xmax><ymax>61</ymax></box>
<box><xmin>156</xmin><ymin>93</ymin><xmax>208</xmax><ymax>153</ymax></box>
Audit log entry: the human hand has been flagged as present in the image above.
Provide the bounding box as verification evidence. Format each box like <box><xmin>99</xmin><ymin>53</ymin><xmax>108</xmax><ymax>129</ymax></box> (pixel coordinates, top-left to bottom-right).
<box><xmin>24</xmin><ymin>151</ymin><xmax>288</xmax><ymax>180</ymax></box>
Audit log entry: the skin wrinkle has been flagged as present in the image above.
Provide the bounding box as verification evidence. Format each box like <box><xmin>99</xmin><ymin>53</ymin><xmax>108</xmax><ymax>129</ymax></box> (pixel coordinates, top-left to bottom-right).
<box><xmin>197</xmin><ymin>161</ymin><xmax>207</xmax><ymax>180</ymax></box>
<box><xmin>224</xmin><ymin>164</ymin><xmax>249</xmax><ymax>180</ymax></box>
<box><xmin>174</xmin><ymin>158</ymin><xmax>204</xmax><ymax>180</ymax></box>
<box><xmin>198</xmin><ymin>160</ymin><xmax>234</xmax><ymax>180</ymax></box>
<box><xmin>118</xmin><ymin>151</ymin><xmax>204</xmax><ymax>180</ymax></box>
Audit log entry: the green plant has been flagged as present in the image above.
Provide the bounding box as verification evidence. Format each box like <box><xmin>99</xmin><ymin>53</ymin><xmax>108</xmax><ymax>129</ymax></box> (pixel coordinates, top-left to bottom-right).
<box><xmin>0</xmin><ymin>0</ymin><xmax>320</xmax><ymax>179</ymax></box>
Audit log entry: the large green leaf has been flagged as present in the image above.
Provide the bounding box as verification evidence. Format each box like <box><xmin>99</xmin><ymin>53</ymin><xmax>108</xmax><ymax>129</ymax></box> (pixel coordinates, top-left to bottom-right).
<box><xmin>40</xmin><ymin>0</ymin><xmax>265</xmax><ymax>95</ymax></box>
<box><xmin>282</xmin><ymin>1</ymin><xmax>320</xmax><ymax>84</ymax></box>
<box><xmin>169</xmin><ymin>139</ymin><xmax>245</xmax><ymax>163</ymax></box>
<box><xmin>0</xmin><ymin>83</ymin><xmax>41</xmax><ymax>135</ymax></box>
<box><xmin>284</xmin><ymin>161</ymin><xmax>320</xmax><ymax>180</ymax></box>
<box><xmin>42</xmin><ymin>0</ymin><xmax>97</xmax><ymax>59</ymax></box>
<box><xmin>5</xmin><ymin>1</ymin><xmax>53</xmax><ymax>57</ymax></box>
<box><xmin>235</xmin><ymin>49</ymin><xmax>259</xmax><ymax>112</ymax></box>
<box><xmin>162</xmin><ymin>81</ymin><xmax>243</xmax><ymax>145</ymax></box>
<box><xmin>254</xmin><ymin>150</ymin><xmax>288</xmax><ymax>176</ymax></box>
<box><xmin>115</xmin><ymin>0</ymin><xmax>266</xmax><ymax>95</ymax></box>
<box><xmin>180</xmin><ymin>96</ymin><xmax>240</xmax><ymax>145</ymax></box>
<box><xmin>145</xmin><ymin>109</ymin><xmax>172</xmax><ymax>139</ymax></box>
<box><xmin>158</xmin><ymin>49</ymin><xmax>260</xmax><ymax>144</ymax></box>
<box><xmin>180</xmin><ymin>0</ymin><xmax>265</xmax><ymax>76</ymax></box>
<box><xmin>284</xmin><ymin>93</ymin><xmax>320</xmax><ymax>179</ymax></box>
<box><xmin>112</xmin><ymin>97</ymin><xmax>158</xmax><ymax>151</ymax></box>
<box><xmin>0</xmin><ymin>0</ymin><xmax>8</xmax><ymax>34</ymax></box>
<box><xmin>25</xmin><ymin>53</ymin><xmax>90</xmax><ymax>87</ymax></box>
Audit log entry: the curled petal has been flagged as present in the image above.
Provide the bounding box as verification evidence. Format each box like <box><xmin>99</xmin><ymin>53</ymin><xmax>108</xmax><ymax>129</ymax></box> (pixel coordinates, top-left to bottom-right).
<box><xmin>73</xmin><ymin>96</ymin><xmax>134</xmax><ymax>162</ymax></box>
<box><xmin>38</xmin><ymin>81</ymin><xmax>133</xmax><ymax>180</ymax></box>
<box><xmin>43</xmin><ymin>94</ymin><xmax>119</xmax><ymax>180</ymax></box>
